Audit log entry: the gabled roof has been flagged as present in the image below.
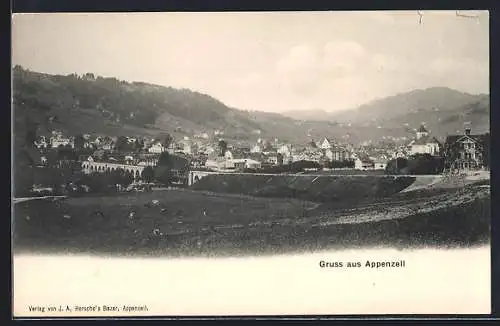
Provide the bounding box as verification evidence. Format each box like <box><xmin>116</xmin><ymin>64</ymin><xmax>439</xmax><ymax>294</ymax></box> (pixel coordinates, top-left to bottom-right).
<box><xmin>412</xmin><ymin>135</ymin><xmax>440</xmax><ymax>145</ymax></box>
<box><xmin>248</xmin><ymin>152</ymin><xmax>264</xmax><ymax>161</ymax></box>
<box><xmin>417</xmin><ymin>125</ymin><xmax>428</xmax><ymax>133</ymax></box>
<box><xmin>445</xmin><ymin>133</ymin><xmax>489</xmax><ymax>146</ymax></box>
<box><xmin>321</xmin><ymin>137</ymin><xmax>336</xmax><ymax>145</ymax></box>
<box><xmin>373</xmin><ymin>157</ymin><xmax>388</xmax><ymax>163</ymax></box>
<box><xmin>356</xmin><ymin>153</ymin><xmax>373</xmax><ymax>163</ymax></box>
<box><xmin>207</xmin><ymin>151</ymin><xmax>223</xmax><ymax>161</ymax></box>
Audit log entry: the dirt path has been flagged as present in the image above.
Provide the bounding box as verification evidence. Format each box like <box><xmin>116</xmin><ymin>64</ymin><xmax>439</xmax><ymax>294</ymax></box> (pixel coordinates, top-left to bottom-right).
<box><xmin>12</xmin><ymin>196</ymin><xmax>68</xmax><ymax>204</ymax></box>
<box><xmin>310</xmin><ymin>186</ymin><xmax>489</xmax><ymax>226</ymax></box>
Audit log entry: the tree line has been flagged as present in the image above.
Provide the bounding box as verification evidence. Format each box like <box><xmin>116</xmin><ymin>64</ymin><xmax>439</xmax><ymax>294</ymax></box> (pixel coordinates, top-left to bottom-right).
<box><xmin>385</xmin><ymin>154</ymin><xmax>444</xmax><ymax>175</ymax></box>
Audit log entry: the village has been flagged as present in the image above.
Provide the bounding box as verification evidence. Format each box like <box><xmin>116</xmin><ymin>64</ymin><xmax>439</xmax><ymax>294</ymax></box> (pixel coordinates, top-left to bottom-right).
<box><xmin>25</xmin><ymin>121</ymin><xmax>490</xmax><ymax>195</ymax></box>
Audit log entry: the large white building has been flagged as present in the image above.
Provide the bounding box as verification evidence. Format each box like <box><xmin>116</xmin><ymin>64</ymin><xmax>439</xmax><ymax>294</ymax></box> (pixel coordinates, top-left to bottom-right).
<box><xmin>319</xmin><ymin>137</ymin><xmax>334</xmax><ymax>150</ymax></box>
<box><xmin>148</xmin><ymin>142</ymin><xmax>167</xmax><ymax>154</ymax></box>
<box><xmin>408</xmin><ymin>125</ymin><xmax>441</xmax><ymax>156</ymax></box>
<box><xmin>50</xmin><ymin>135</ymin><xmax>74</xmax><ymax>148</ymax></box>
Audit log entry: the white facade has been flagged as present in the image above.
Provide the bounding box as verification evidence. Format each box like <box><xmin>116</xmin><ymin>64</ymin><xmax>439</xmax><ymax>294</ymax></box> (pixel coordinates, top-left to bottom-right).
<box><xmin>224</xmin><ymin>150</ymin><xmax>233</xmax><ymax>160</ymax></box>
<box><xmin>374</xmin><ymin>161</ymin><xmax>387</xmax><ymax>170</ymax></box>
<box><xmin>277</xmin><ymin>144</ymin><xmax>291</xmax><ymax>156</ymax></box>
<box><xmin>355</xmin><ymin>158</ymin><xmax>374</xmax><ymax>170</ymax></box>
<box><xmin>230</xmin><ymin>158</ymin><xmax>262</xmax><ymax>169</ymax></box>
<box><xmin>410</xmin><ymin>142</ymin><xmax>440</xmax><ymax>156</ymax></box>
<box><xmin>325</xmin><ymin>149</ymin><xmax>334</xmax><ymax>161</ymax></box>
<box><xmin>51</xmin><ymin>136</ymin><xmax>74</xmax><ymax>148</ymax></box>
<box><xmin>266</xmin><ymin>156</ymin><xmax>279</xmax><ymax>165</ymax></box>
<box><xmin>250</xmin><ymin>144</ymin><xmax>262</xmax><ymax>153</ymax></box>
<box><xmin>35</xmin><ymin>137</ymin><xmax>48</xmax><ymax>149</ymax></box>
<box><xmin>148</xmin><ymin>143</ymin><xmax>166</xmax><ymax>154</ymax></box>
<box><xmin>320</xmin><ymin>138</ymin><xmax>332</xmax><ymax>150</ymax></box>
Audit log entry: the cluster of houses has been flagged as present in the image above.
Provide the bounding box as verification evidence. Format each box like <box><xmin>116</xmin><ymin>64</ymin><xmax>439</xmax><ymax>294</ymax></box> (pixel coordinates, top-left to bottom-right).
<box><xmin>193</xmin><ymin>124</ymin><xmax>487</xmax><ymax>174</ymax></box>
<box><xmin>34</xmin><ymin>131</ymin><xmax>75</xmax><ymax>149</ymax></box>
<box><xmin>33</xmin><ymin>123</ymin><xmax>490</xmax><ymax>179</ymax></box>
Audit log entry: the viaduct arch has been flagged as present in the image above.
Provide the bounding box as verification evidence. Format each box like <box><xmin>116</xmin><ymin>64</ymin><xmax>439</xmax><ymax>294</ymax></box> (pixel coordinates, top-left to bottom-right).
<box><xmin>188</xmin><ymin>170</ymin><xmax>218</xmax><ymax>186</ymax></box>
<box><xmin>81</xmin><ymin>161</ymin><xmax>145</xmax><ymax>179</ymax></box>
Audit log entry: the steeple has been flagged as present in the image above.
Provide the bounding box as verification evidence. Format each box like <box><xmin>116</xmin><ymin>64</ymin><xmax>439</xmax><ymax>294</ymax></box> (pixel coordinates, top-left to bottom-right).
<box><xmin>416</xmin><ymin>124</ymin><xmax>429</xmax><ymax>140</ymax></box>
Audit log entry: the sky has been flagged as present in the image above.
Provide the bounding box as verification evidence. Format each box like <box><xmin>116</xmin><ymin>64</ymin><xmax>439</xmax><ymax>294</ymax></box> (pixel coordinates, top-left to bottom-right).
<box><xmin>12</xmin><ymin>11</ymin><xmax>489</xmax><ymax>113</ymax></box>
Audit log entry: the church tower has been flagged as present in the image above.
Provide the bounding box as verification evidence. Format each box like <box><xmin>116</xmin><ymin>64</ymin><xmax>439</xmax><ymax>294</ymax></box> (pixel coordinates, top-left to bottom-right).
<box><xmin>416</xmin><ymin>124</ymin><xmax>429</xmax><ymax>140</ymax></box>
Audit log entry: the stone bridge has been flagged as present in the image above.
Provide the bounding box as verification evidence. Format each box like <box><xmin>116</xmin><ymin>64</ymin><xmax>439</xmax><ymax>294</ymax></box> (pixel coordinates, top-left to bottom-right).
<box><xmin>81</xmin><ymin>161</ymin><xmax>145</xmax><ymax>179</ymax></box>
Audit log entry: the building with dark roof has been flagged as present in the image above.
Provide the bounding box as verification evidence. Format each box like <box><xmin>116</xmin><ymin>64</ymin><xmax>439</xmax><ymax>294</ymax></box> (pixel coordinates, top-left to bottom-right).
<box><xmin>408</xmin><ymin>124</ymin><xmax>441</xmax><ymax>156</ymax></box>
<box><xmin>443</xmin><ymin>128</ymin><xmax>490</xmax><ymax>172</ymax></box>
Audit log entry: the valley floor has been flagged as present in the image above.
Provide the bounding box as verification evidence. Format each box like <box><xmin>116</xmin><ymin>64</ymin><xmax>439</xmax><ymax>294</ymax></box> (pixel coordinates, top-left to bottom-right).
<box><xmin>12</xmin><ymin>178</ymin><xmax>490</xmax><ymax>257</ymax></box>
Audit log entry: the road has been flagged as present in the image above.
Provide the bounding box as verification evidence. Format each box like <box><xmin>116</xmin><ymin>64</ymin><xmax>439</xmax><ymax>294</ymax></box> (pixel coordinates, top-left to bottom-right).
<box><xmin>12</xmin><ymin>196</ymin><xmax>68</xmax><ymax>204</ymax></box>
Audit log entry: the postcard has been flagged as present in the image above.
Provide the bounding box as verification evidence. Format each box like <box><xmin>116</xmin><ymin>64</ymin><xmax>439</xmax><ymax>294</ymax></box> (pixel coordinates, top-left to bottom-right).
<box><xmin>11</xmin><ymin>10</ymin><xmax>491</xmax><ymax>317</ymax></box>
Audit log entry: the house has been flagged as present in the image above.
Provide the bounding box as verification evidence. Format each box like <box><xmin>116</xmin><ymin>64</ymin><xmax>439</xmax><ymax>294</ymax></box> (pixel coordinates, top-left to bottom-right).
<box><xmin>194</xmin><ymin>132</ymin><xmax>209</xmax><ymax>140</ymax></box>
<box><xmin>250</xmin><ymin>144</ymin><xmax>262</xmax><ymax>153</ymax></box>
<box><xmin>244</xmin><ymin>158</ymin><xmax>262</xmax><ymax>169</ymax></box>
<box><xmin>392</xmin><ymin>147</ymin><xmax>409</xmax><ymax>159</ymax></box>
<box><xmin>224</xmin><ymin>150</ymin><xmax>233</xmax><ymax>160</ymax></box>
<box><xmin>93</xmin><ymin>136</ymin><xmax>103</xmax><ymax>145</ymax></box>
<box><xmin>408</xmin><ymin>125</ymin><xmax>441</xmax><ymax>156</ymax></box>
<box><xmin>324</xmin><ymin>149</ymin><xmax>334</xmax><ymax>161</ymax></box>
<box><xmin>373</xmin><ymin>157</ymin><xmax>388</xmax><ymax>170</ymax></box>
<box><xmin>324</xmin><ymin>145</ymin><xmax>352</xmax><ymax>161</ymax></box>
<box><xmin>101</xmin><ymin>141</ymin><xmax>114</xmax><ymax>151</ymax></box>
<box><xmin>265</xmin><ymin>155</ymin><xmax>279</xmax><ymax>165</ymax></box>
<box><xmin>148</xmin><ymin>142</ymin><xmax>166</xmax><ymax>154</ymax></box>
<box><xmin>34</xmin><ymin>136</ymin><xmax>48</xmax><ymax>149</ymax></box>
<box><xmin>277</xmin><ymin>144</ymin><xmax>292</xmax><ymax>162</ymax></box>
<box><xmin>355</xmin><ymin>155</ymin><xmax>374</xmax><ymax>170</ymax></box>
<box><xmin>178</xmin><ymin>140</ymin><xmax>192</xmax><ymax>155</ymax></box>
<box><xmin>203</xmin><ymin>145</ymin><xmax>216</xmax><ymax>155</ymax></box>
<box><xmin>204</xmin><ymin>151</ymin><xmax>232</xmax><ymax>170</ymax></box>
<box><xmin>230</xmin><ymin>158</ymin><xmax>262</xmax><ymax>170</ymax></box>
<box><xmin>50</xmin><ymin>135</ymin><xmax>74</xmax><ymax>148</ymax></box>
<box><xmin>443</xmin><ymin>128</ymin><xmax>489</xmax><ymax>172</ymax></box>
<box><xmin>319</xmin><ymin>137</ymin><xmax>335</xmax><ymax>150</ymax></box>
<box><xmin>124</xmin><ymin>155</ymin><xmax>135</xmax><ymax>165</ymax></box>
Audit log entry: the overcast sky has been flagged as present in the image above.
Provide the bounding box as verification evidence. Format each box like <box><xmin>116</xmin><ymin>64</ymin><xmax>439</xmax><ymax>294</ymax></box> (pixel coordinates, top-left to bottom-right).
<box><xmin>12</xmin><ymin>11</ymin><xmax>489</xmax><ymax>113</ymax></box>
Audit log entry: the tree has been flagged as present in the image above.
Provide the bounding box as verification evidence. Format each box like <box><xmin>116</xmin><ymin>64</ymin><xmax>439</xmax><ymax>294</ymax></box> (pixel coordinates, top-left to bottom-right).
<box><xmin>218</xmin><ymin>140</ymin><xmax>228</xmax><ymax>156</ymax></box>
<box><xmin>158</xmin><ymin>152</ymin><xmax>172</xmax><ymax>167</ymax></box>
<box><xmin>115</xmin><ymin>136</ymin><xmax>129</xmax><ymax>152</ymax></box>
<box><xmin>25</xmin><ymin>130</ymin><xmax>37</xmax><ymax>148</ymax></box>
<box><xmin>134</xmin><ymin>138</ymin><xmax>144</xmax><ymax>152</ymax></box>
<box><xmin>24</xmin><ymin>116</ymin><xmax>38</xmax><ymax>148</ymax></box>
<box><xmin>481</xmin><ymin>133</ymin><xmax>490</xmax><ymax>169</ymax></box>
<box><xmin>385</xmin><ymin>157</ymin><xmax>409</xmax><ymax>175</ymax></box>
<box><xmin>141</xmin><ymin>166</ymin><xmax>155</xmax><ymax>183</ymax></box>
<box><xmin>263</xmin><ymin>140</ymin><xmax>274</xmax><ymax>151</ymax></box>
<box><xmin>14</xmin><ymin>163</ymin><xmax>34</xmax><ymax>197</ymax></box>
<box><xmin>74</xmin><ymin>134</ymin><xmax>85</xmax><ymax>150</ymax></box>
<box><xmin>84</xmin><ymin>73</ymin><xmax>95</xmax><ymax>80</ymax></box>
<box><xmin>162</xmin><ymin>134</ymin><xmax>173</xmax><ymax>148</ymax></box>
<box><xmin>277</xmin><ymin>153</ymin><xmax>284</xmax><ymax>166</ymax></box>
<box><xmin>154</xmin><ymin>166</ymin><xmax>173</xmax><ymax>185</ymax></box>
<box><xmin>57</xmin><ymin>147</ymin><xmax>76</xmax><ymax>161</ymax></box>
<box><xmin>388</xmin><ymin>154</ymin><xmax>444</xmax><ymax>175</ymax></box>
<box><xmin>16</xmin><ymin>149</ymin><xmax>34</xmax><ymax>168</ymax></box>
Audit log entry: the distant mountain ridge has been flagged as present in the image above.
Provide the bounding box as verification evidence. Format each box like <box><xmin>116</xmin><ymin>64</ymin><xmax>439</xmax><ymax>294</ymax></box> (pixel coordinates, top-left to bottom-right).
<box><xmin>285</xmin><ymin>87</ymin><xmax>489</xmax><ymax>140</ymax></box>
<box><xmin>13</xmin><ymin>66</ymin><xmax>489</xmax><ymax>152</ymax></box>
<box><xmin>330</xmin><ymin>87</ymin><xmax>488</xmax><ymax>123</ymax></box>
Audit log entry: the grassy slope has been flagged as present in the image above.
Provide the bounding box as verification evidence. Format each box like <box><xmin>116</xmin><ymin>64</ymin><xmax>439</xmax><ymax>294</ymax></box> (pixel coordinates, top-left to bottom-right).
<box><xmin>190</xmin><ymin>174</ymin><xmax>416</xmax><ymax>203</ymax></box>
<box><xmin>13</xmin><ymin>183</ymin><xmax>490</xmax><ymax>257</ymax></box>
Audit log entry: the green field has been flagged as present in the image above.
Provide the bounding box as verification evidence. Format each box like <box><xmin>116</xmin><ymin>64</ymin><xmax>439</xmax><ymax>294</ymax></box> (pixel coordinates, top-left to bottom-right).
<box><xmin>13</xmin><ymin>180</ymin><xmax>490</xmax><ymax>257</ymax></box>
